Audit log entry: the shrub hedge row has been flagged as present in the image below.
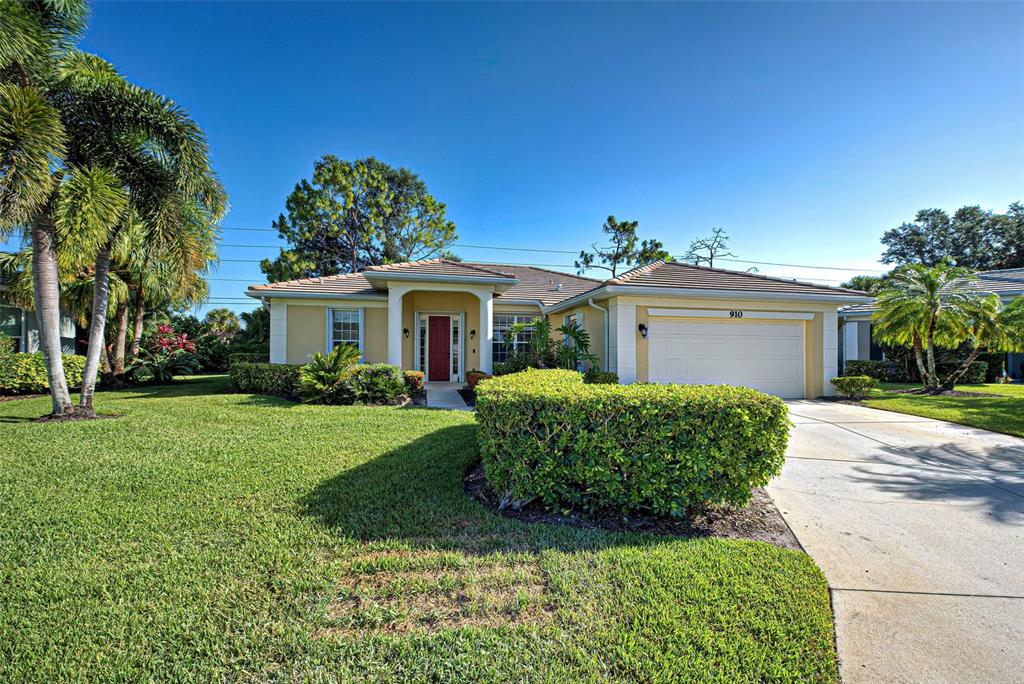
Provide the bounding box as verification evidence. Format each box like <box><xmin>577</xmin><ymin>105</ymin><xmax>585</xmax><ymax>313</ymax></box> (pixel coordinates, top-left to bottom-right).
<box><xmin>843</xmin><ymin>358</ymin><xmax>989</xmax><ymax>385</ymax></box>
<box><xmin>475</xmin><ymin>369</ymin><xmax>790</xmax><ymax>518</ymax></box>
<box><xmin>831</xmin><ymin>375</ymin><xmax>876</xmax><ymax>399</ymax></box>
<box><xmin>0</xmin><ymin>353</ymin><xmax>88</xmax><ymax>395</ymax></box>
<box><xmin>229</xmin><ymin>362</ymin><xmax>301</xmax><ymax>399</ymax></box>
<box><xmin>227</xmin><ymin>352</ymin><xmax>268</xmax><ymax>366</ymax></box>
<box><xmin>842</xmin><ymin>360</ymin><xmax>887</xmax><ymax>380</ymax></box>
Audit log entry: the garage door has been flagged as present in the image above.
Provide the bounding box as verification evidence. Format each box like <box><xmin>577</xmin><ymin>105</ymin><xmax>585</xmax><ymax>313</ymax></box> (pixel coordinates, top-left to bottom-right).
<box><xmin>648</xmin><ymin>318</ymin><xmax>806</xmax><ymax>398</ymax></box>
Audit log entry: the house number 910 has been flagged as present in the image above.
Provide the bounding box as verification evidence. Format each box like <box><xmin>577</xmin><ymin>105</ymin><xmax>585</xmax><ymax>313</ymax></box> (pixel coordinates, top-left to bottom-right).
<box><xmin>729</xmin><ymin>310</ymin><xmax>744</xmax><ymax>318</ymax></box>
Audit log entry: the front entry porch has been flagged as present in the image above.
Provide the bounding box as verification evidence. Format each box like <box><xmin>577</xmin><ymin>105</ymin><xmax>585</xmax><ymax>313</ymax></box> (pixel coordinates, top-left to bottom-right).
<box><xmin>423</xmin><ymin>381</ymin><xmax>472</xmax><ymax>410</ymax></box>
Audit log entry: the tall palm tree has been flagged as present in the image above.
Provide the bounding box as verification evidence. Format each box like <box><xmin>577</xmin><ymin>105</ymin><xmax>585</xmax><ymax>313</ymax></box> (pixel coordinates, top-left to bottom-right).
<box><xmin>872</xmin><ymin>263</ymin><xmax>989</xmax><ymax>389</ymax></box>
<box><xmin>942</xmin><ymin>295</ymin><xmax>1024</xmax><ymax>389</ymax></box>
<box><xmin>0</xmin><ymin>0</ymin><xmax>88</xmax><ymax>415</ymax></box>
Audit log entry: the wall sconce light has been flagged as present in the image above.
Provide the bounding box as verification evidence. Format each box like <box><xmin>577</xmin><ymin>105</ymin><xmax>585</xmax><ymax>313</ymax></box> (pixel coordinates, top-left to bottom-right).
<box><xmin>638</xmin><ymin>323</ymin><xmax>648</xmax><ymax>338</ymax></box>
<box><xmin>403</xmin><ymin>328</ymin><xmax>410</xmax><ymax>338</ymax></box>
<box><xmin>469</xmin><ymin>329</ymin><xmax>477</xmax><ymax>340</ymax></box>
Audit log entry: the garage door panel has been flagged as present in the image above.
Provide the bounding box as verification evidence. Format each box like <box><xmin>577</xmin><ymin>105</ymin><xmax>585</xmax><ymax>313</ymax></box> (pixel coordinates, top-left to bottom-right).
<box><xmin>647</xmin><ymin>318</ymin><xmax>806</xmax><ymax>398</ymax></box>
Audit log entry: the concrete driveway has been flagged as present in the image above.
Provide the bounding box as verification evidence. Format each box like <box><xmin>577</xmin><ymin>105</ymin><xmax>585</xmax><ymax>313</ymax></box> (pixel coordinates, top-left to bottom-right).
<box><xmin>767</xmin><ymin>401</ymin><xmax>1024</xmax><ymax>683</ymax></box>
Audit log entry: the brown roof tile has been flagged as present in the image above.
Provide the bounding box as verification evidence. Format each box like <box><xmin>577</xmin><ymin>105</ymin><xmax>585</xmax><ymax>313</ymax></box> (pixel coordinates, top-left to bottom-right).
<box><xmin>364</xmin><ymin>259</ymin><xmax>516</xmax><ymax>279</ymax></box>
<box><xmin>247</xmin><ymin>271</ymin><xmax>379</xmax><ymax>297</ymax></box>
<box><xmin>609</xmin><ymin>260</ymin><xmax>868</xmax><ymax>297</ymax></box>
<box><xmin>464</xmin><ymin>263</ymin><xmax>599</xmax><ymax>306</ymax></box>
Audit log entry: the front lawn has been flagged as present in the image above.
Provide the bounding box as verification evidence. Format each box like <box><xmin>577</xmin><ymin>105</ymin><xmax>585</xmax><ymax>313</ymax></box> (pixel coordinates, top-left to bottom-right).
<box><xmin>864</xmin><ymin>383</ymin><xmax>1024</xmax><ymax>437</ymax></box>
<box><xmin>0</xmin><ymin>376</ymin><xmax>837</xmax><ymax>682</ymax></box>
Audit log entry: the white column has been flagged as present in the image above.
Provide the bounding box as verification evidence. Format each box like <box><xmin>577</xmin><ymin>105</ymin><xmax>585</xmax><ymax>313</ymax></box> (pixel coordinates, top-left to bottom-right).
<box><xmin>478</xmin><ymin>291</ymin><xmax>493</xmax><ymax>374</ymax></box>
<box><xmin>822</xmin><ymin>310</ymin><xmax>839</xmax><ymax>396</ymax></box>
<box><xmin>269</xmin><ymin>302</ymin><xmax>287</xmax><ymax>364</ymax></box>
<box><xmin>608</xmin><ymin>301</ymin><xmax>637</xmax><ymax>383</ymax></box>
<box><xmin>387</xmin><ymin>287</ymin><xmax>405</xmax><ymax>367</ymax></box>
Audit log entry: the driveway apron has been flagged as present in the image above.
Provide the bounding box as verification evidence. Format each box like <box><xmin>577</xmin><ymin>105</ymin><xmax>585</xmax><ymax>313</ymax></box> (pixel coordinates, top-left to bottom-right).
<box><xmin>767</xmin><ymin>401</ymin><xmax>1024</xmax><ymax>683</ymax></box>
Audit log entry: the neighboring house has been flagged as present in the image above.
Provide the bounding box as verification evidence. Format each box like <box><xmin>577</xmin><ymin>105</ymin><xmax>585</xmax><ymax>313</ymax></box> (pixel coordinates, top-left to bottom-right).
<box><xmin>0</xmin><ymin>301</ymin><xmax>76</xmax><ymax>354</ymax></box>
<box><xmin>0</xmin><ymin>259</ymin><xmax>76</xmax><ymax>354</ymax></box>
<box><xmin>246</xmin><ymin>259</ymin><xmax>868</xmax><ymax>398</ymax></box>
<box><xmin>839</xmin><ymin>267</ymin><xmax>1024</xmax><ymax>379</ymax></box>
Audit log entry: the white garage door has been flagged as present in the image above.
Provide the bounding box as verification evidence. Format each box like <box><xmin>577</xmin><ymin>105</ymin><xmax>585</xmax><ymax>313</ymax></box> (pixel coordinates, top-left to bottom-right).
<box><xmin>648</xmin><ymin>318</ymin><xmax>806</xmax><ymax>398</ymax></box>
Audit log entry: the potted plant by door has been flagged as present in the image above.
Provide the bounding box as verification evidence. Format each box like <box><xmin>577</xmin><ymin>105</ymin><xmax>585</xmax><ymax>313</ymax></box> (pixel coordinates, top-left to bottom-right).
<box><xmin>466</xmin><ymin>369</ymin><xmax>491</xmax><ymax>390</ymax></box>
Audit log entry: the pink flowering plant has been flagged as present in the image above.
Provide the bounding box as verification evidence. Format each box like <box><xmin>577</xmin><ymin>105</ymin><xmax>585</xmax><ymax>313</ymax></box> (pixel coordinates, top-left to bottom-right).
<box><xmin>128</xmin><ymin>323</ymin><xmax>199</xmax><ymax>383</ymax></box>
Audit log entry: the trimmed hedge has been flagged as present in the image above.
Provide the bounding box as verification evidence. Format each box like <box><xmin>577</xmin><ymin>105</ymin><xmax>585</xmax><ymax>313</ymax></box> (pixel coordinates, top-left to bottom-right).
<box><xmin>228</xmin><ymin>352</ymin><xmax>268</xmax><ymax>366</ymax></box>
<box><xmin>843</xmin><ymin>359</ymin><xmax>887</xmax><ymax>380</ymax></box>
<box><xmin>475</xmin><ymin>369</ymin><xmax>790</xmax><ymax>518</ymax></box>
<box><xmin>583</xmin><ymin>368</ymin><xmax>619</xmax><ymax>384</ymax></box>
<box><xmin>0</xmin><ymin>353</ymin><xmax>88</xmax><ymax>395</ymax></box>
<box><xmin>831</xmin><ymin>375</ymin><xmax>876</xmax><ymax>399</ymax></box>
<box><xmin>952</xmin><ymin>361</ymin><xmax>987</xmax><ymax>385</ymax></box>
<box><xmin>229</xmin><ymin>362</ymin><xmax>301</xmax><ymax>399</ymax></box>
<box><xmin>339</xmin><ymin>364</ymin><xmax>407</xmax><ymax>404</ymax></box>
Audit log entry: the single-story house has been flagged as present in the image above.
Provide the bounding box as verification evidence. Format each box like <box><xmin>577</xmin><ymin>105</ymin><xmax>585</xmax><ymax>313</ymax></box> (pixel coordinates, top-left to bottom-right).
<box><xmin>246</xmin><ymin>259</ymin><xmax>870</xmax><ymax>398</ymax></box>
<box><xmin>840</xmin><ymin>267</ymin><xmax>1024</xmax><ymax>379</ymax></box>
<box><xmin>0</xmin><ymin>302</ymin><xmax>76</xmax><ymax>354</ymax></box>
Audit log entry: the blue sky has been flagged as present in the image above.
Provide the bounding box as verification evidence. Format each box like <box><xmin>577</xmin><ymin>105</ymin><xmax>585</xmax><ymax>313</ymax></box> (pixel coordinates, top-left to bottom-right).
<box><xmin>15</xmin><ymin>1</ymin><xmax>1024</xmax><ymax>313</ymax></box>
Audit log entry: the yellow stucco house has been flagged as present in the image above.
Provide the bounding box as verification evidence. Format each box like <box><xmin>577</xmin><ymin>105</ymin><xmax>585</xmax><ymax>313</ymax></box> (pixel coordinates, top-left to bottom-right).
<box><xmin>246</xmin><ymin>259</ymin><xmax>870</xmax><ymax>398</ymax></box>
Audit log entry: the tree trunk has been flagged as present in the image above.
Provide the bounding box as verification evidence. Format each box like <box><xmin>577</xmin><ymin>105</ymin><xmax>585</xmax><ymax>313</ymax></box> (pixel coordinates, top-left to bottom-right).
<box><xmin>78</xmin><ymin>243</ymin><xmax>113</xmax><ymax>412</ymax></box>
<box><xmin>925</xmin><ymin>323</ymin><xmax>938</xmax><ymax>388</ymax></box>
<box><xmin>911</xmin><ymin>334</ymin><xmax>929</xmax><ymax>387</ymax></box>
<box><xmin>112</xmin><ymin>300</ymin><xmax>129</xmax><ymax>376</ymax></box>
<box><xmin>129</xmin><ymin>284</ymin><xmax>145</xmax><ymax>359</ymax></box>
<box><xmin>942</xmin><ymin>346</ymin><xmax>982</xmax><ymax>390</ymax></box>
<box><xmin>30</xmin><ymin>213</ymin><xmax>73</xmax><ymax>416</ymax></box>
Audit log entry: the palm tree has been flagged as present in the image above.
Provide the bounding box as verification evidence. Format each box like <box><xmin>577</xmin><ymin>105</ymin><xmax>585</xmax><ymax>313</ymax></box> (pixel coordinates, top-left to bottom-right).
<box><xmin>204</xmin><ymin>308</ymin><xmax>241</xmax><ymax>336</ymax></box>
<box><xmin>942</xmin><ymin>296</ymin><xmax>1024</xmax><ymax>389</ymax></box>
<box><xmin>0</xmin><ymin>0</ymin><xmax>88</xmax><ymax>415</ymax></box>
<box><xmin>872</xmin><ymin>263</ymin><xmax>990</xmax><ymax>389</ymax></box>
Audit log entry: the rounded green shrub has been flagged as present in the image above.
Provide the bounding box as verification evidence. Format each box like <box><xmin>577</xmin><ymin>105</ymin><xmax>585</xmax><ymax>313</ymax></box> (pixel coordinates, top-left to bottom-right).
<box><xmin>0</xmin><ymin>353</ymin><xmax>88</xmax><ymax>394</ymax></box>
<box><xmin>229</xmin><ymin>362</ymin><xmax>301</xmax><ymax>399</ymax></box>
<box><xmin>339</xmin><ymin>363</ymin><xmax>407</xmax><ymax>404</ymax></box>
<box><xmin>843</xmin><ymin>359</ymin><xmax>887</xmax><ymax>380</ymax></box>
<box><xmin>475</xmin><ymin>369</ymin><xmax>790</xmax><ymax>517</ymax></box>
<box><xmin>830</xmin><ymin>375</ymin><xmax>876</xmax><ymax>399</ymax></box>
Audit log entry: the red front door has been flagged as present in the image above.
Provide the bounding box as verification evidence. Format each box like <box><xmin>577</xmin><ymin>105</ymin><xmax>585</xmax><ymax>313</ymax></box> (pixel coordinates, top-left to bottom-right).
<box><xmin>428</xmin><ymin>316</ymin><xmax>451</xmax><ymax>381</ymax></box>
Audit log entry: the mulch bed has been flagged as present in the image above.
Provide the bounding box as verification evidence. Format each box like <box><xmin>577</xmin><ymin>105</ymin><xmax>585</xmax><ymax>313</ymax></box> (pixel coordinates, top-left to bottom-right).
<box><xmin>0</xmin><ymin>393</ymin><xmax>46</xmax><ymax>402</ymax></box>
<box><xmin>35</xmin><ymin>411</ymin><xmax>120</xmax><ymax>423</ymax></box>
<box><xmin>464</xmin><ymin>461</ymin><xmax>801</xmax><ymax>551</ymax></box>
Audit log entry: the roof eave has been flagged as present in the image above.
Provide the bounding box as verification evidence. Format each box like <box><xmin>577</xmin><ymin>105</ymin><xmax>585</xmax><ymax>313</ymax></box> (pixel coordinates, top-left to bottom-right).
<box><xmin>548</xmin><ymin>284</ymin><xmax>872</xmax><ymax>313</ymax></box>
<box><xmin>245</xmin><ymin>289</ymin><xmax>387</xmax><ymax>300</ymax></box>
<box><xmin>362</xmin><ymin>271</ymin><xmax>519</xmax><ymax>288</ymax></box>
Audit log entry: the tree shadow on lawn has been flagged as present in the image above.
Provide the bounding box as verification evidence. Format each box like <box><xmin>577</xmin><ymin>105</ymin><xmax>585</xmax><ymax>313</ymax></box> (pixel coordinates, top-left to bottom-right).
<box><xmin>298</xmin><ymin>424</ymin><xmax>676</xmax><ymax>557</ymax></box>
<box><xmin>848</xmin><ymin>442</ymin><xmax>1024</xmax><ymax>523</ymax></box>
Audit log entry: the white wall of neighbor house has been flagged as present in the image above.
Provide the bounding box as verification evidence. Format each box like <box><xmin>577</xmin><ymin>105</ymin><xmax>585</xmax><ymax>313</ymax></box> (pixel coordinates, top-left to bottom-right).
<box><xmin>269</xmin><ymin>301</ymin><xmax>287</xmax><ymax>364</ymax></box>
<box><xmin>607</xmin><ymin>300</ymin><xmax>637</xmax><ymax>383</ymax></box>
<box><xmin>821</xmin><ymin>310</ymin><xmax>838</xmax><ymax>396</ymax></box>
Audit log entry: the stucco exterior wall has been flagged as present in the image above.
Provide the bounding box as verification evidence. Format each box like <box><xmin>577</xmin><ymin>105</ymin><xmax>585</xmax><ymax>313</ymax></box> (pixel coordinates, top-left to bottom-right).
<box><xmin>363</xmin><ymin>307</ymin><xmax>388</xmax><ymax>364</ymax></box>
<box><xmin>401</xmin><ymin>291</ymin><xmax>483</xmax><ymax>374</ymax></box>
<box><xmin>286</xmin><ymin>304</ymin><xmax>326</xmax><ymax>365</ymax></box>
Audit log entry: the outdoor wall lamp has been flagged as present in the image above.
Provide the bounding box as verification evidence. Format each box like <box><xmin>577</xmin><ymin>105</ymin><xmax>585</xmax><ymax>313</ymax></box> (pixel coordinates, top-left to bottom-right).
<box><xmin>403</xmin><ymin>328</ymin><xmax>410</xmax><ymax>338</ymax></box>
<box><xmin>638</xmin><ymin>323</ymin><xmax>648</xmax><ymax>338</ymax></box>
<box><xmin>469</xmin><ymin>329</ymin><xmax>477</xmax><ymax>339</ymax></box>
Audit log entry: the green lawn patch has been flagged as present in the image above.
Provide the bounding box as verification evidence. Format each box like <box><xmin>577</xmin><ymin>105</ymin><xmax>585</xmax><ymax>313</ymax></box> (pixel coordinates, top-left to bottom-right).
<box><xmin>0</xmin><ymin>376</ymin><xmax>838</xmax><ymax>682</ymax></box>
<box><xmin>864</xmin><ymin>383</ymin><xmax>1024</xmax><ymax>437</ymax></box>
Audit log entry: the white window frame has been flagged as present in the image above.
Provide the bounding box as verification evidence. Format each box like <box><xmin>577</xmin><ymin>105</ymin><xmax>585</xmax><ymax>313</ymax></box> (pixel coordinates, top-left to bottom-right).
<box><xmin>562</xmin><ymin>311</ymin><xmax>583</xmax><ymax>347</ymax></box>
<box><xmin>326</xmin><ymin>307</ymin><xmax>365</xmax><ymax>358</ymax></box>
<box><xmin>0</xmin><ymin>304</ymin><xmax>25</xmax><ymax>353</ymax></box>
<box><xmin>492</xmin><ymin>313</ymin><xmax>537</xmax><ymax>364</ymax></box>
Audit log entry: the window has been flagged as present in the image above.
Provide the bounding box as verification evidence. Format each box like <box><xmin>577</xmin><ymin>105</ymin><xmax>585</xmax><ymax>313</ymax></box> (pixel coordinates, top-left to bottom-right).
<box><xmin>0</xmin><ymin>305</ymin><xmax>23</xmax><ymax>352</ymax></box>
<box><xmin>492</xmin><ymin>314</ymin><xmax>536</xmax><ymax>364</ymax></box>
<box><xmin>329</xmin><ymin>308</ymin><xmax>362</xmax><ymax>352</ymax></box>
<box><xmin>562</xmin><ymin>312</ymin><xmax>583</xmax><ymax>347</ymax></box>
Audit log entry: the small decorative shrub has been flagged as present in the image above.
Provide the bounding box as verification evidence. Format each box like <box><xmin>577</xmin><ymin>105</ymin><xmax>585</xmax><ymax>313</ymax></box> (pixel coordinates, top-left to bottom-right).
<box><xmin>229</xmin><ymin>362</ymin><xmax>302</xmax><ymax>399</ymax></box>
<box><xmin>831</xmin><ymin>375</ymin><xmax>876</xmax><ymax>399</ymax></box>
<box><xmin>476</xmin><ymin>369</ymin><xmax>789</xmax><ymax>518</ymax></box>
<box><xmin>0</xmin><ymin>352</ymin><xmax>88</xmax><ymax>394</ymax></box>
<box><xmin>466</xmin><ymin>370</ymin><xmax>490</xmax><ymax>390</ymax></box>
<box><xmin>298</xmin><ymin>344</ymin><xmax>362</xmax><ymax>403</ymax></box>
<box><xmin>128</xmin><ymin>348</ymin><xmax>198</xmax><ymax>384</ymax></box>
<box><xmin>340</xmin><ymin>363</ymin><xmax>407</xmax><ymax>405</ymax></box>
<box><xmin>843</xmin><ymin>359</ymin><xmax>887</xmax><ymax>380</ymax></box>
<box><xmin>227</xmin><ymin>352</ymin><xmax>267</xmax><ymax>366</ymax></box>
<box><xmin>403</xmin><ymin>370</ymin><xmax>424</xmax><ymax>393</ymax></box>
<box><xmin>583</xmin><ymin>368</ymin><xmax>619</xmax><ymax>384</ymax></box>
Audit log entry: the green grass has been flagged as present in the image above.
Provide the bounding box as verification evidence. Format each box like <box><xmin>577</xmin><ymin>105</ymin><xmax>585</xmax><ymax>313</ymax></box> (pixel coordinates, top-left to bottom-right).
<box><xmin>864</xmin><ymin>382</ymin><xmax>1024</xmax><ymax>437</ymax></box>
<box><xmin>0</xmin><ymin>376</ymin><xmax>838</xmax><ymax>682</ymax></box>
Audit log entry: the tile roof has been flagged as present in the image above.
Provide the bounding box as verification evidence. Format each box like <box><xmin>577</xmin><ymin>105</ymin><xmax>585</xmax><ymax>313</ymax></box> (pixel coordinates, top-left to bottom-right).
<box><xmin>247</xmin><ymin>271</ymin><xmax>379</xmax><ymax>296</ymax></box>
<box><xmin>464</xmin><ymin>263</ymin><xmax>599</xmax><ymax>306</ymax></box>
<box><xmin>608</xmin><ymin>260</ymin><xmax>869</xmax><ymax>297</ymax></box>
<box><xmin>363</xmin><ymin>259</ymin><xmax>516</xmax><ymax>279</ymax></box>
